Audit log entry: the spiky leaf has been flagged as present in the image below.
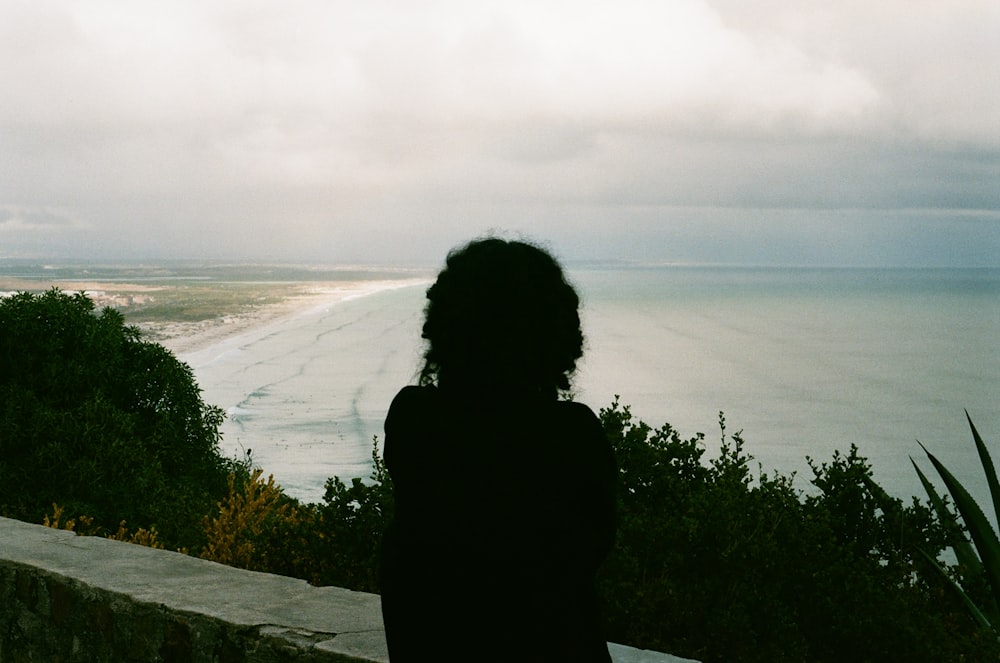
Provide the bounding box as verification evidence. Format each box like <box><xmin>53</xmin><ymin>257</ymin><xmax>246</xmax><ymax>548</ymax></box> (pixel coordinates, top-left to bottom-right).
<box><xmin>921</xmin><ymin>442</ymin><xmax>1000</xmax><ymax>607</ymax></box>
<box><xmin>968</xmin><ymin>410</ymin><xmax>1000</xmax><ymax>526</ymax></box>
<box><xmin>911</xmin><ymin>457</ymin><xmax>980</xmax><ymax>576</ymax></box>
<box><xmin>917</xmin><ymin>548</ymin><xmax>993</xmax><ymax>630</ymax></box>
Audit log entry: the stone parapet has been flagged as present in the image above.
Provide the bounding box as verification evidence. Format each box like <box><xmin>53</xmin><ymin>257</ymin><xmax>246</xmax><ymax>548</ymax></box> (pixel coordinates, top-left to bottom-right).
<box><xmin>0</xmin><ymin>516</ymin><xmax>696</xmax><ymax>662</ymax></box>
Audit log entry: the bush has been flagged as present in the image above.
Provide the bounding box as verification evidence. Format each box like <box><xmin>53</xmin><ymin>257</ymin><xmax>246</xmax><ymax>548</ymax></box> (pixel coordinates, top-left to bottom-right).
<box><xmin>311</xmin><ymin>437</ymin><xmax>394</xmax><ymax>592</ymax></box>
<box><xmin>0</xmin><ymin>289</ymin><xmax>248</xmax><ymax>550</ymax></box>
<box><xmin>198</xmin><ymin>439</ymin><xmax>392</xmax><ymax>593</ymax></box>
<box><xmin>597</xmin><ymin>398</ymin><xmax>999</xmax><ymax>662</ymax></box>
<box><xmin>200</xmin><ymin>469</ymin><xmax>298</xmax><ymax>569</ymax></box>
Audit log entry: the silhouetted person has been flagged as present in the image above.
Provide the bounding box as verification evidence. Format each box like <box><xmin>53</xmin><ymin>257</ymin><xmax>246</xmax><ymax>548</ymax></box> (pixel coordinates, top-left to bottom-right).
<box><xmin>380</xmin><ymin>238</ymin><xmax>617</xmax><ymax>662</ymax></box>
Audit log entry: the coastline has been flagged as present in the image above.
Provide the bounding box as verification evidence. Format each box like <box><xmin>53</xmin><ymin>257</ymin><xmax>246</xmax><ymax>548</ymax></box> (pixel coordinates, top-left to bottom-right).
<box><xmin>0</xmin><ymin>275</ymin><xmax>429</xmax><ymax>360</ymax></box>
<box><xmin>166</xmin><ymin>276</ymin><xmax>430</xmax><ymax>502</ymax></box>
<box><xmin>152</xmin><ymin>278</ymin><xmax>429</xmax><ymax>358</ymax></box>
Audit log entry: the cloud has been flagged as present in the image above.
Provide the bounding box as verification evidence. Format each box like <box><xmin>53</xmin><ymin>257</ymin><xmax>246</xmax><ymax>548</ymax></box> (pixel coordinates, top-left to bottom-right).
<box><xmin>706</xmin><ymin>0</ymin><xmax>1000</xmax><ymax>144</ymax></box>
<box><xmin>0</xmin><ymin>206</ymin><xmax>80</xmax><ymax>231</ymax></box>
<box><xmin>0</xmin><ymin>2</ymin><xmax>885</xmax><ymax>135</ymax></box>
<box><xmin>0</xmin><ymin>0</ymin><xmax>997</xmax><ymax>263</ymax></box>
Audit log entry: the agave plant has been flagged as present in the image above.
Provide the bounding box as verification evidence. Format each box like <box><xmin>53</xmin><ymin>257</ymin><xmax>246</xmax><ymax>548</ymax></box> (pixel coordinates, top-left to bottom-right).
<box><xmin>913</xmin><ymin>411</ymin><xmax>1000</xmax><ymax>630</ymax></box>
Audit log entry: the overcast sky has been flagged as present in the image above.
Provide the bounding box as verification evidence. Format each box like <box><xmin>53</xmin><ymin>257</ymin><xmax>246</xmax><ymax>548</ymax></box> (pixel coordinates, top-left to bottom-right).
<box><xmin>1</xmin><ymin>1</ymin><xmax>998</xmax><ymax>266</ymax></box>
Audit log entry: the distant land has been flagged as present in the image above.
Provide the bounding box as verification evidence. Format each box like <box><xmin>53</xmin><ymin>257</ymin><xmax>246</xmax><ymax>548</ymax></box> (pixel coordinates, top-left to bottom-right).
<box><xmin>0</xmin><ymin>261</ymin><xmax>431</xmax><ymax>354</ymax></box>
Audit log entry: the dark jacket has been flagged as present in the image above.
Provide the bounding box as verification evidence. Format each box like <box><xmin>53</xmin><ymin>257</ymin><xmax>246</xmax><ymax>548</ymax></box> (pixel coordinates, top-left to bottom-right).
<box><xmin>380</xmin><ymin>385</ymin><xmax>617</xmax><ymax>662</ymax></box>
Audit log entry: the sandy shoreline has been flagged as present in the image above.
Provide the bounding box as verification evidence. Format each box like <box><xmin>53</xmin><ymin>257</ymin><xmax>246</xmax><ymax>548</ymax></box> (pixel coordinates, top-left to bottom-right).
<box><xmin>147</xmin><ymin>279</ymin><xmax>429</xmax><ymax>357</ymax></box>
<box><xmin>1</xmin><ymin>276</ymin><xmax>429</xmax><ymax>358</ymax></box>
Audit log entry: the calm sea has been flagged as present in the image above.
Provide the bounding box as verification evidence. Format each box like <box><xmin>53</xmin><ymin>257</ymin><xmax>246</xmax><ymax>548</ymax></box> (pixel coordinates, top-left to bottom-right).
<box><xmin>573</xmin><ymin>266</ymin><xmax>1000</xmax><ymax>504</ymax></box>
<box><xmin>177</xmin><ymin>265</ymin><xmax>1000</xmax><ymax>506</ymax></box>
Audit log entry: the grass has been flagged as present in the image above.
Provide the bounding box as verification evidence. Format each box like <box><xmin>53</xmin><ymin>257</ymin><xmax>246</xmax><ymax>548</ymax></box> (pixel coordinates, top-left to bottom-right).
<box><xmin>122</xmin><ymin>283</ymin><xmax>300</xmax><ymax>323</ymax></box>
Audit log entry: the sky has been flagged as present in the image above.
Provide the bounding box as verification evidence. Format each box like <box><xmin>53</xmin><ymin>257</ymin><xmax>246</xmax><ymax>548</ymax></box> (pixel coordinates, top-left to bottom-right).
<box><xmin>1</xmin><ymin>0</ymin><xmax>999</xmax><ymax>266</ymax></box>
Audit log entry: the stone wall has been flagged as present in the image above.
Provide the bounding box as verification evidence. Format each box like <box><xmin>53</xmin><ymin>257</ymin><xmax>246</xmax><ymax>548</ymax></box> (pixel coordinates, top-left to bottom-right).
<box><xmin>0</xmin><ymin>517</ymin><xmax>694</xmax><ymax>662</ymax></box>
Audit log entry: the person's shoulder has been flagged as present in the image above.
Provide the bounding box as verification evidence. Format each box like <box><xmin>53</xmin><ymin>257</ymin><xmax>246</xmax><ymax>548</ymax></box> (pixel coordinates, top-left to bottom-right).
<box><xmin>554</xmin><ymin>399</ymin><xmax>600</xmax><ymax>421</ymax></box>
<box><xmin>550</xmin><ymin>400</ymin><xmax>613</xmax><ymax>471</ymax></box>
<box><xmin>553</xmin><ymin>400</ymin><xmax>604</xmax><ymax>436</ymax></box>
<box><xmin>390</xmin><ymin>384</ymin><xmax>436</xmax><ymax>406</ymax></box>
<box><xmin>386</xmin><ymin>385</ymin><xmax>441</xmax><ymax>429</ymax></box>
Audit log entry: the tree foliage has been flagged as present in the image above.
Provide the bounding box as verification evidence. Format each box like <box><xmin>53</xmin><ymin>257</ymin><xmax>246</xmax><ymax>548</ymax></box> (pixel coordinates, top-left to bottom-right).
<box><xmin>597</xmin><ymin>398</ymin><xmax>998</xmax><ymax>662</ymax></box>
<box><xmin>0</xmin><ymin>289</ymin><xmax>246</xmax><ymax>550</ymax></box>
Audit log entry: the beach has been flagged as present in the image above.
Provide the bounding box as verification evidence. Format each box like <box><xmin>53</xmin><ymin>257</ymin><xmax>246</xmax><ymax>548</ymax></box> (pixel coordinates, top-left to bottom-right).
<box><xmin>0</xmin><ymin>271</ymin><xmax>428</xmax><ymax>359</ymax></box>
<box><xmin>166</xmin><ymin>278</ymin><xmax>432</xmax><ymax>502</ymax></box>
<box><xmin>153</xmin><ymin>279</ymin><xmax>428</xmax><ymax>357</ymax></box>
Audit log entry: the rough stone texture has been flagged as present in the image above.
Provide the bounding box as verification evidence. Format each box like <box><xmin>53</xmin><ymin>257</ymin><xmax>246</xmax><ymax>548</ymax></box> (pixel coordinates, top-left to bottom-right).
<box><xmin>0</xmin><ymin>516</ymin><xmax>697</xmax><ymax>662</ymax></box>
<box><xmin>0</xmin><ymin>517</ymin><xmax>386</xmax><ymax>662</ymax></box>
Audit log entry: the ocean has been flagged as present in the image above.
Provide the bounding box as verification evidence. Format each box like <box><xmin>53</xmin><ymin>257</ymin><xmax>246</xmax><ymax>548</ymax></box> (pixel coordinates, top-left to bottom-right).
<box><xmin>179</xmin><ymin>265</ymin><xmax>1000</xmax><ymax>506</ymax></box>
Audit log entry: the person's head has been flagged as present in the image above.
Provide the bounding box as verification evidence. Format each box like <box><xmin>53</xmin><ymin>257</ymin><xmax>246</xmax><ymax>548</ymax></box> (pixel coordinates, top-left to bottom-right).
<box><xmin>419</xmin><ymin>238</ymin><xmax>583</xmax><ymax>400</ymax></box>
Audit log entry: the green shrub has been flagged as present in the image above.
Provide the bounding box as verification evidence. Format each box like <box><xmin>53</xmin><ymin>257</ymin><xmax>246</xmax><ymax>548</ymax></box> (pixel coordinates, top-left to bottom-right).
<box><xmin>310</xmin><ymin>437</ymin><xmax>394</xmax><ymax>592</ymax></box>
<box><xmin>0</xmin><ymin>289</ymin><xmax>249</xmax><ymax>550</ymax></box>
<box><xmin>197</xmin><ymin>438</ymin><xmax>392</xmax><ymax>593</ymax></box>
<box><xmin>596</xmin><ymin>398</ymin><xmax>998</xmax><ymax>662</ymax></box>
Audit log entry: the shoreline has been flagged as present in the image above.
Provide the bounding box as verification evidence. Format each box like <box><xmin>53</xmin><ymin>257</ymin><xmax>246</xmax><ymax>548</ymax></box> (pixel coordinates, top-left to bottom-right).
<box><xmin>153</xmin><ymin>278</ymin><xmax>430</xmax><ymax>359</ymax></box>
<box><xmin>0</xmin><ymin>275</ymin><xmax>429</xmax><ymax>359</ymax></box>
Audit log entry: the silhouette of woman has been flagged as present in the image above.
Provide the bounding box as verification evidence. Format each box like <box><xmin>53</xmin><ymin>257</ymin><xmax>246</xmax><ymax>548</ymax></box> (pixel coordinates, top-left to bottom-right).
<box><xmin>380</xmin><ymin>238</ymin><xmax>617</xmax><ymax>662</ymax></box>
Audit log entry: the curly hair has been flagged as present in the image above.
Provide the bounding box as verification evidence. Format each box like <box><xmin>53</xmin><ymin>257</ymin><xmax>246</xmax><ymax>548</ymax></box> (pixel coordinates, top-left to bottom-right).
<box><xmin>419</xmin><ymin>238</ymin><xmax>584</xmax><ymax>400</ymax></box>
